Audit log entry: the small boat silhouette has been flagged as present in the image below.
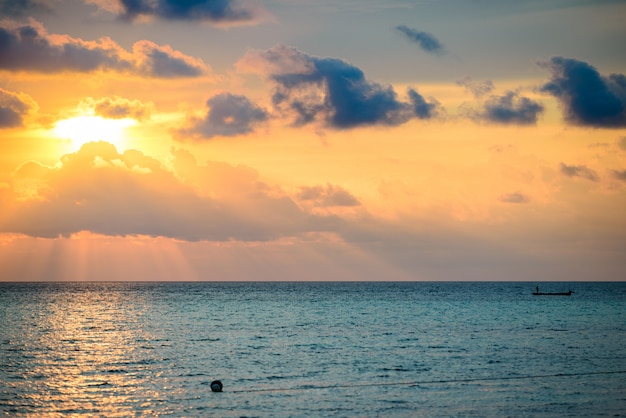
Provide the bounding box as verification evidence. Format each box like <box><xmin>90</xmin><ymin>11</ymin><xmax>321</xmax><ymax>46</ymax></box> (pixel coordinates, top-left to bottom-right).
<box><xmin>532</xmin><ymin>286</ymin><xmax>573</xmax><ymax>296</ymax></box>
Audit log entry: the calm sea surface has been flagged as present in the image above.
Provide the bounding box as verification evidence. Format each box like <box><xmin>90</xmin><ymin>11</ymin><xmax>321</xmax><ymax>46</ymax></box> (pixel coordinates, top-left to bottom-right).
<box><xmin>1</xmin><ymin>282</ymin><xmax>625</xmax><ymax>417</ymax></box>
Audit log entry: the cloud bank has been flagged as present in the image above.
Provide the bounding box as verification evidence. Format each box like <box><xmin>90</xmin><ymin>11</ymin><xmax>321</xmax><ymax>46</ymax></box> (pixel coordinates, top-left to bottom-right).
<box><xmin>396</xmin><ymin>25</ymin><xmax>445</xmax><ymax>55</ymax></box>
<box><xmin>238</xmin><ymin>44</ymin><xmax>439</xmax><ymax>129</ymax></box>
<box><xmin>0</xmin><ymin>19</ymin><xmax>209</xmax><ymax>77</ymax></box>
<box><xmin>0</xmin><ymin>142</ymin><xmax>337</xmax><ymax>241</ymax></box>
<box><xmin>541</xmin><ymin>57</ymin><xmax>626</xmax><ymax>128</ymax></box>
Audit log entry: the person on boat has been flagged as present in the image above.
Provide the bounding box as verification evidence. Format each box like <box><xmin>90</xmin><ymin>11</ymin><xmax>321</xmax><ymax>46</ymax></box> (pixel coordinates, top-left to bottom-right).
<box><xmin>536</xmin><ymin>286</ymin><xmax>539</xmax><ymax>294</ymax></box>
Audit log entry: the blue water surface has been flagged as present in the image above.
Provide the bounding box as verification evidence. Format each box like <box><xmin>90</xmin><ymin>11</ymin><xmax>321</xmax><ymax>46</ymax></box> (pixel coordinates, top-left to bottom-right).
<box><xmin>1</xmin><ymin>281</ymin><xmax>625</xmax><ymax>416</ymax></box>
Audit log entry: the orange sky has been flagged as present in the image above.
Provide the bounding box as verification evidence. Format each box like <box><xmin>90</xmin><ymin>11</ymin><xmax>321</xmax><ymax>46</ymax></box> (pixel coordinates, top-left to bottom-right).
<box><xmin>1</xmin><ymin>0</ymin><xmax>625</xmax><ymax>281</ymax></box>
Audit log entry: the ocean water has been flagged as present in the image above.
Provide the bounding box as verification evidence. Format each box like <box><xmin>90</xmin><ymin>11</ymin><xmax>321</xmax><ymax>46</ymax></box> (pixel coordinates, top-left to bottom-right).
<box><xmin>1</xmin><ymin>282</ymin><xmax>625</xmax><ymax>417</ymax></box>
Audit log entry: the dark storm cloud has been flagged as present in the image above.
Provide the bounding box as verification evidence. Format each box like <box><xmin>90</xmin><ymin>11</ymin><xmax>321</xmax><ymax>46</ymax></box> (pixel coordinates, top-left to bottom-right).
<box><xmin>481</xmin><ymin>91</ymin><xmax>544</xmax><ymax>125</ymax></box>
<box><xmin>0</xmin><ymin>88</ymin><xmax>34</xmax><ymax>128</ymax></box>
<box><xmin>104</xmin><ymin>0</ymin><xmax>265</xmax><ymax>23</ymax></box>
<box><xmin>540</xmin><ymin>57</ymin><xmax>626</xmax><ymax>127</ymax></box>
<box><xmin>395</xmin><ymin>25</ymin><xmax>444</xmax><ymax>55</ymax></box>
<box><xmin>499</xmin><ymin>192</ymin><xmax>529</xmax><ymax>204</ymax></box>
<box><xmin>559</xmin><ymin>163</ymin><xmax>598</xmax><ymax>181</ymax></box>
<box><xmin>239</xmin><ymin>45</ymin><xmax>440</xmax><ymax>129</ymax></box>
<box><xmin>180</xmin><ymin>92</ymin><xmax>268</xmax><ymax>139</ymax></box>
<box><xmin>0</xmin><ymin>0</ymin><xmax>51</xmax><ymax>17</ymax></box>
<box><xmin>0</xmin><ymin>20</ymin><xmax>208</xmax><ymax>77</ymax></box>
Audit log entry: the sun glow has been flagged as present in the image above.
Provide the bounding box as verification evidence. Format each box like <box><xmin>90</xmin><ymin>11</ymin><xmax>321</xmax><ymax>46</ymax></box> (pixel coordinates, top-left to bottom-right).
<box><xmin>54</xmin><ymin>116</ymin><xmax>137</xmax><ymax>149</ymax></box>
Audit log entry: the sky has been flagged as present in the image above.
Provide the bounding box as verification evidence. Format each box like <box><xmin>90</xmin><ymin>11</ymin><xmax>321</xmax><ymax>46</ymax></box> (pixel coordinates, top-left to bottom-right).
<box><xmin>1</xmin><ymin>0</ymin><xmax>625</xmax><ymax>281</ymax></box>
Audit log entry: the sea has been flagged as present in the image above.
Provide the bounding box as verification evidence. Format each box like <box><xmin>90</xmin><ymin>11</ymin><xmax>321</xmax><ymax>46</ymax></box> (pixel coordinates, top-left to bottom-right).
<box><xmin>1</xmin><ymin>281</ymin><xmax>625</xmax><ymax>417</ymax></box>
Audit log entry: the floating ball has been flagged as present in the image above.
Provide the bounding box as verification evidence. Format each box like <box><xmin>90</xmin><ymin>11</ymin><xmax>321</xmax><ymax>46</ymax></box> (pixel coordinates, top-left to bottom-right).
<box><xmin>210</xmin><ymin>380</ymin><xmax>223</xmax><ymax>392</ymax></box>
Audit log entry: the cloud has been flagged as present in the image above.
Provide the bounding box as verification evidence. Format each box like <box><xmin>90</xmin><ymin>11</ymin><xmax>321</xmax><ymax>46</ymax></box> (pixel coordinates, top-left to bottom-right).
<box><xmin>462</xmin><ymin>85</ymin><xmax>543</xmax><ymax>125</ymax></box>
<box><xmin>612</xmin><ymin>169</ymin><xmax>626</xmax><ymax>181</ymax></box>
<box><xmin>237</xmin><ymin>44</ymin><xmax>440</xmax><ymax>129</ymax></box>
<box><xmin>133</xmin><ymin>40</ymin><xmax>208</xmax><ymax>77</ymax></box>
<box><xmin>297</xmin><ymin>184</ymin><xmax>360</xmax><ymax>207</ymax></box>
<box><xmin>178</xmin><ymin>92</ymin><xmax>268</xmax><ymax>139</ymax></box>
<box><xmin>395</xmin><ymin>25</ymin><xmax>445</xmax><ymax>55</ymax></box>
<box><xmin>0</xmin><ymin>87</ymin><xmax>36</xmax><ymax>128</ymax></box>
<box><xmin>540</xmin><ymin>57</ymin><xmax>626</xmax><ymax>127</ymax></box>
<box><xmin>89</xmin><ymin>0</ymin><xmax>267</xmax><ymax>24</ymax></box>
<box><xmin>457</xmin><ymin>77</ymin><xmax>495</xmax><ymax>97</ymax></box>
<box><xmin>0</xmin><ymin>0</ymin><xmax>52</xmax><ymax>17</ymax></box>
<box><xmin>84</xmin><ymin>96</ymin><xmax>152</xmax><ymax>120</ymax></box>
<box><xmin>559</xmin><ymin>163</ymin><xmax>599</xmax><ymax>181</ymax></box>
<box><xmin>0</xmin><ymin>19</ymin><xmax>209</xmax><ymax>77</ymax></box>
<box><xmin>408</xmin><ymin>88</ymin><xmax>439</xmax><ymax>119</ymax></box>
<box><xmin>499</xmin><ymin>192</ymin><xmax>529</xmax><ymax>204</ymax></box>
<box><xmin>479</xmin><ymin>91</ymin><xmax>544</xmax><ymax>125</ymax></box>
<box><xmin>1</xmin><ymin>142</ymin><xmax>336</xmax><ymax>241</ymax></box>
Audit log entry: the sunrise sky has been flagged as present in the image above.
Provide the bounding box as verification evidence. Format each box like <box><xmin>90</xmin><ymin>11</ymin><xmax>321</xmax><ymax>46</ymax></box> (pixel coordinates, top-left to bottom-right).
<box><xmin>1</xmin><ymin>0</ymin><xmax>625</xmax><ymax>281</ymax></box>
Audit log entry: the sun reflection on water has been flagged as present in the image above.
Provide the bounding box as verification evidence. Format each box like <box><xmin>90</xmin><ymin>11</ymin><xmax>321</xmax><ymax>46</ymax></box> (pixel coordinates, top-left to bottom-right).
<box><xmin>3</xmin><ymin>283</ymin><xmax>177</xmax><ymax>416</ymax></box>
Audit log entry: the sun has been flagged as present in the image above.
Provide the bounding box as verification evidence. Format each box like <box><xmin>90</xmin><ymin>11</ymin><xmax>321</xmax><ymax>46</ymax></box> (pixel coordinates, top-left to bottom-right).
<box><xmin>54</xmin><ymin>115</ymin><xmax>137</xmax><ymax>149</ymax></box>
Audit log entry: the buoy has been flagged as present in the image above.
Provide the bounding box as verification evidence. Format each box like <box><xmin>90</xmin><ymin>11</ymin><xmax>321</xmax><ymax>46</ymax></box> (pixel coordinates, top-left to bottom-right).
<box><xmin>210</xmin><ymin>380</ymin><xmax>223</xmax><ymax>392</ymax></box>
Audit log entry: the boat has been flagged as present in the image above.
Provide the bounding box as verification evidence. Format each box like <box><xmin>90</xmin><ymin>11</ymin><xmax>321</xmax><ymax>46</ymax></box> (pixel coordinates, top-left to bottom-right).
<box><xmin>532</xmin><ymin>287</ymin><xmax>573</xmax><ymax>296</ymax></box>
